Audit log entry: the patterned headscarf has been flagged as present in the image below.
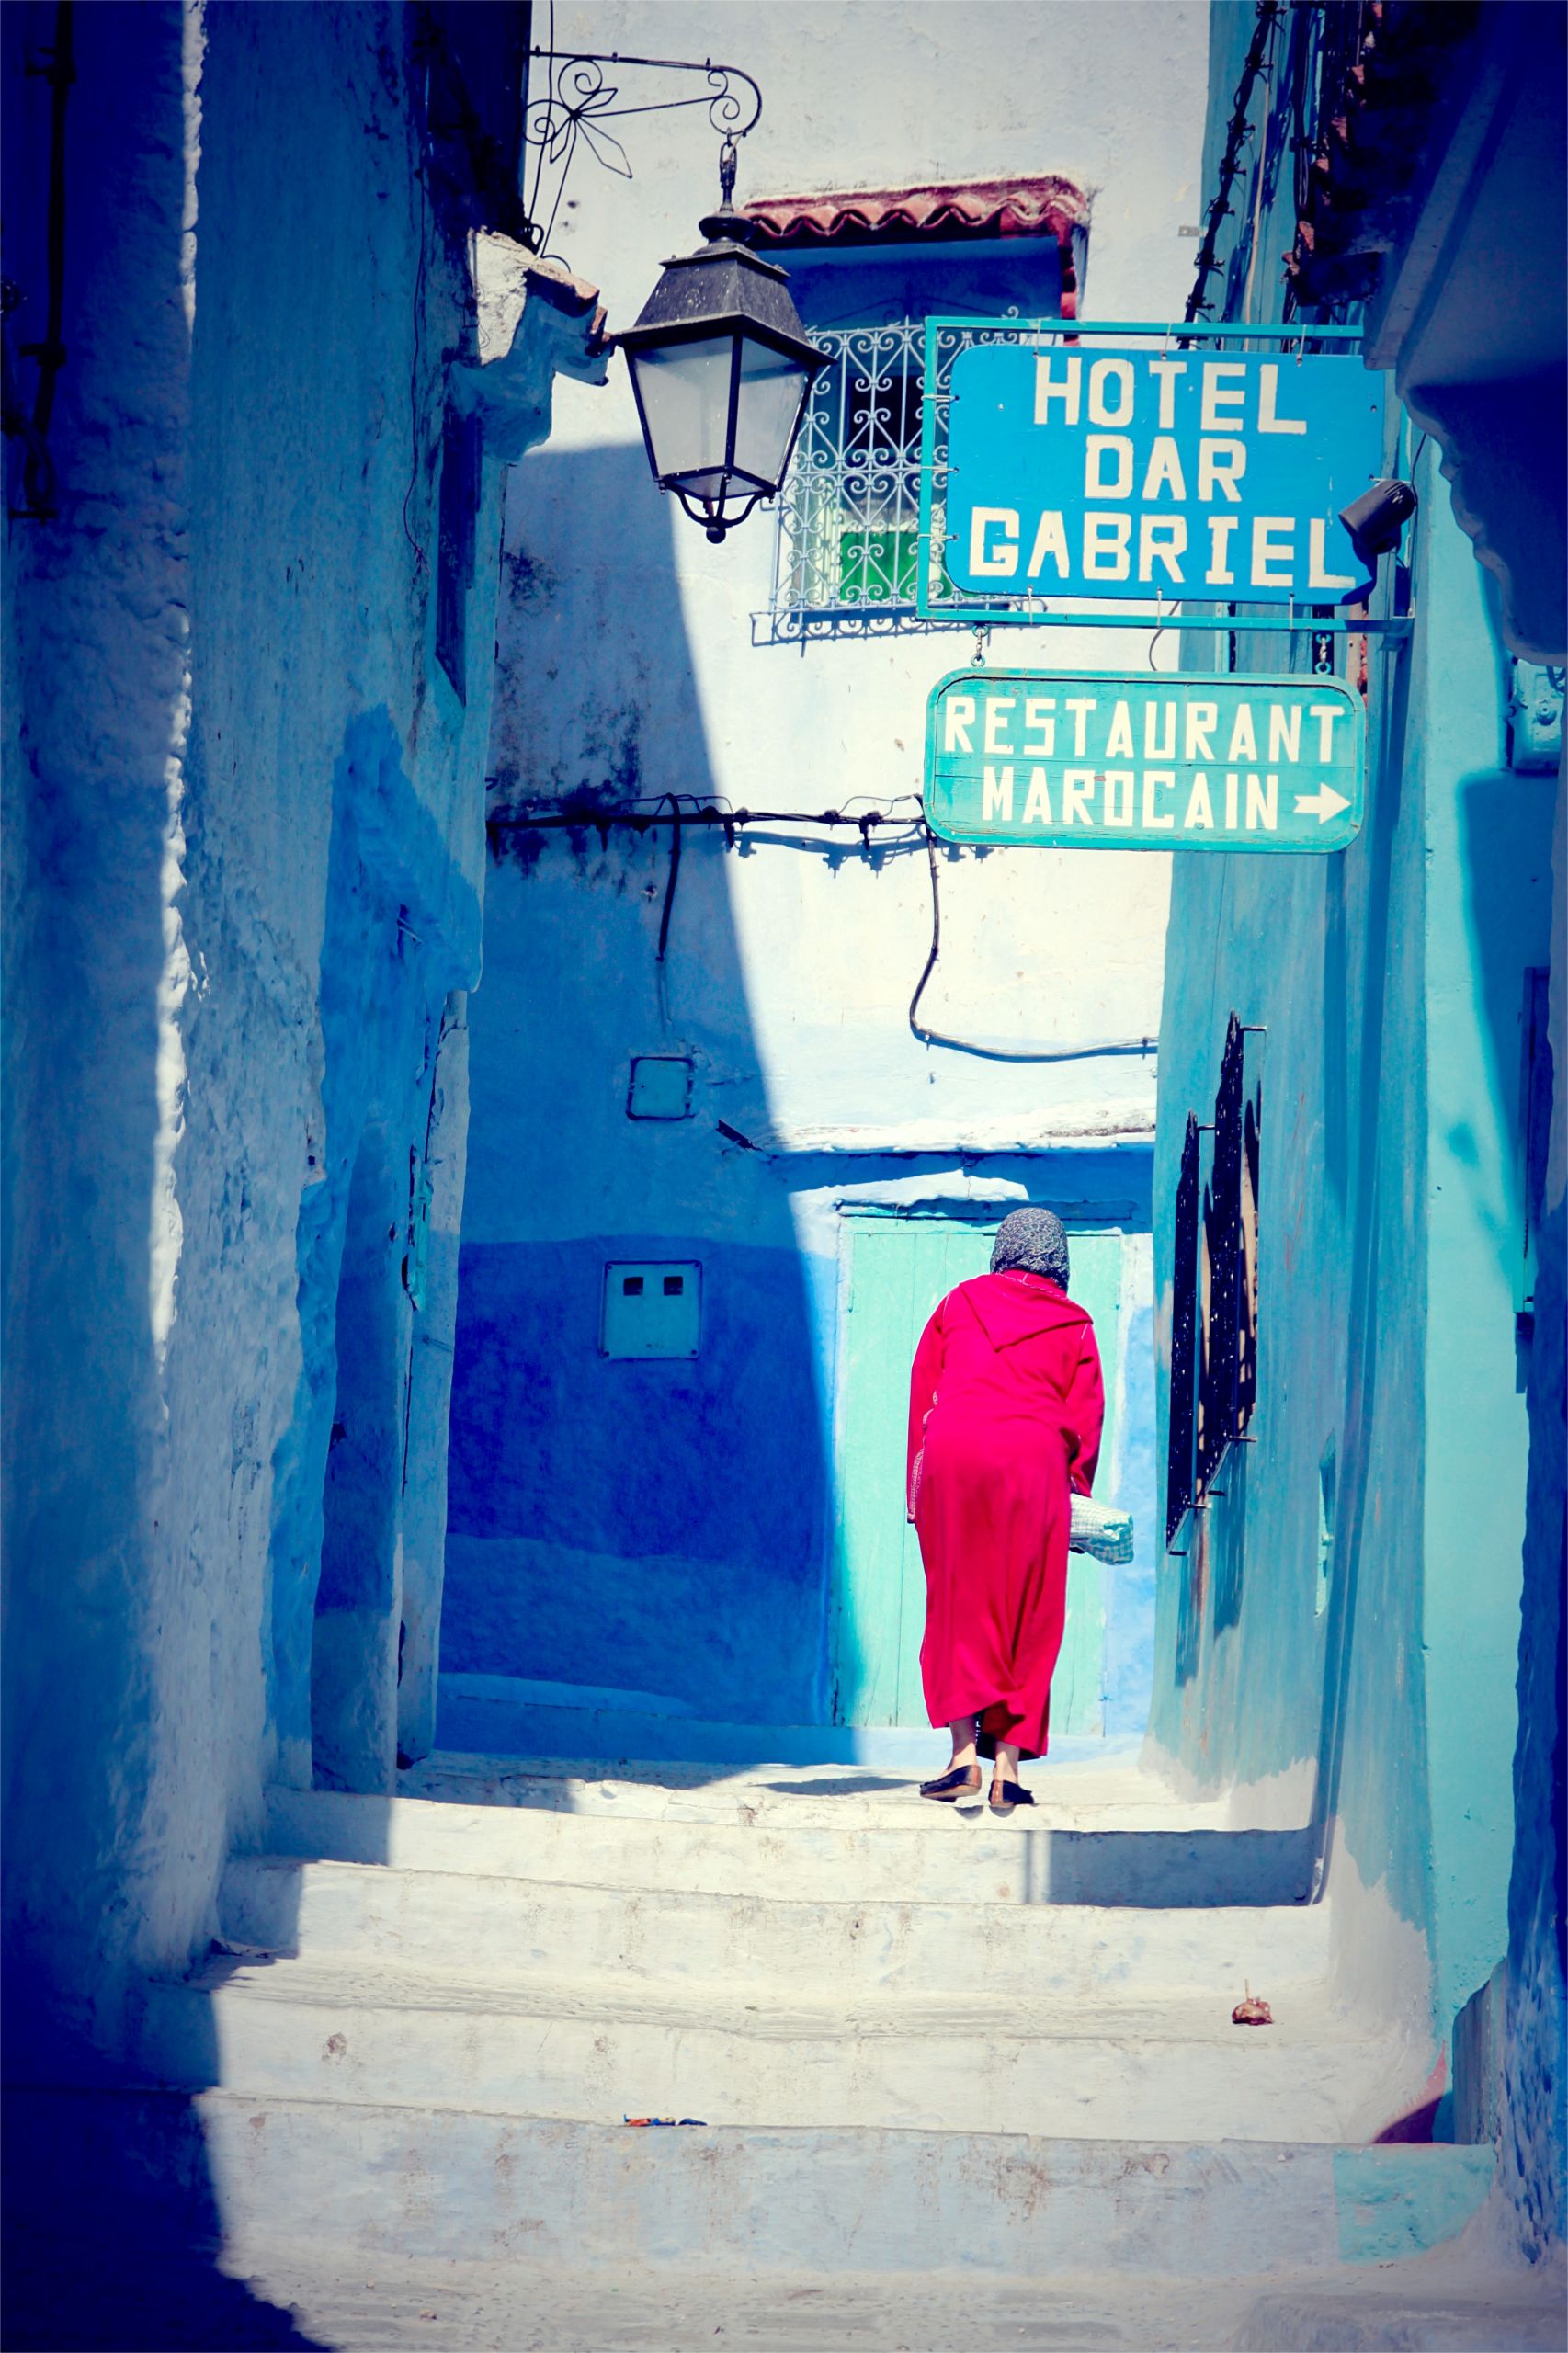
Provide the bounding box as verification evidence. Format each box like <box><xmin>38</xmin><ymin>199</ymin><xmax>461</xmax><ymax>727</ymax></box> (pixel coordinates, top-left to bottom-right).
<box><xmin>990</xmin><ymin>1207</ymin><xmax>1070</xmax><ymax>1288</ymax></box>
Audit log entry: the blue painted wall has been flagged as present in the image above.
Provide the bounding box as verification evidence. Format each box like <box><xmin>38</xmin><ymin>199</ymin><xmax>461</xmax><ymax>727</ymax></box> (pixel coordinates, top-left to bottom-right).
<box><xmin>442</xmin><ymin>0</ymin><xmax>1218</xmax><ymax>1746</ymax></box>
<box><xmin>444</xmin><ymin>432</ymin><xmax>1165</xmax><ymax>1739</ymax></box>
<box><xmin>448</xmin><ymin>1235</ymin><xmax>829</xmax><ymax>1721</ymax></box>
<box><xmin>0</xmin><ymin>0</ymin><xmax>551</xmax><ymax>2038</ymax></box>
<box><xmin>1148</xmin><ymin>1</ymin><xmax>1561</xmax><ymax>2141</ymax></box>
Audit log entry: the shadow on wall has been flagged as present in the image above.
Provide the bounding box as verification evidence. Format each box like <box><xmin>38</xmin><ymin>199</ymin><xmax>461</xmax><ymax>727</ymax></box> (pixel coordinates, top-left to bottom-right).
<box><xmin>267</xmin><ymin>708</ymin><xmax>480</xmax><ymax>1796</ymax></box>
<box><xmin>1454</xmin><ymin>762</ymin><xmax>1556</xmax><ymax>1309</ymax></box>
<box><xmin>0</xmin><ymin>12</ymin><xmax>335</xmax><ymax>2339</ymax></box>
<box><xmin>446</xmin><ymin>443</ymin><xmax>835</xmax><ymax>1725</ymax></box>
<box><xmin>1310</xmin><ymin>630</ymin><xmax>1425</xmax><ymax>1922</ymax></box>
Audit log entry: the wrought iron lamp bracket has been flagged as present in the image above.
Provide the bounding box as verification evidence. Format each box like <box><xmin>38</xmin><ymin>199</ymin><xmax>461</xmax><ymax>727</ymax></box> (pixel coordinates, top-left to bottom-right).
<box><xmin>522</xmin><ymin>47</ymin><xmax>763</xmax><ymax>257</ymax></box>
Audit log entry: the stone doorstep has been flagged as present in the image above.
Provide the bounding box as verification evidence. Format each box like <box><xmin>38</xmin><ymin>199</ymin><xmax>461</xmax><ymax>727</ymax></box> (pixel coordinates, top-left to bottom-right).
<box><xmin>94</xmin><ymin>2091</ymin><xmax>1503</xmax><ymax>2279</ymax></box>
<box><xmin>217</xmin><ymin>1853</ymin><xmax>1333</xmax><ymax>2001</ymax></box>
<box><xmin>132</xmin><ymin>1956</ymin><xmax>1423</xmax><ymax>2143</ymax></box>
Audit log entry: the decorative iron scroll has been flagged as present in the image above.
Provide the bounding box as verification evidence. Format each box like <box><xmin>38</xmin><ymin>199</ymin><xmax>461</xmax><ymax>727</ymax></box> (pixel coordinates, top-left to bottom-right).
<box><xmin>762</xmin><ymin>318</ymin><xmax>1011</xmax><ymax>640</ymax></box>
<box><xmin>1168</xmin><ymin>1018</ymin><xmax>1264</xmax><ymax>1550</ymax></box>
<box><xmin>1238</xmin><ymin>1080</ymin><xmax>1261</xmax><ymax>1436</ymax></box>
<box><xmin>522</xmin><ymin>48</ymin><xmax>762</xmax><ymax>259</ymax></box>
<box><xmin>1166</xmin><ymin>1113</ymin><xmax>1201</xmax><ymax>1547</ymax></box>
<box><xmin>1198</xmin><ymin>1015</ymin><xmax>1246</xmax><ymax>1495</ymax></box>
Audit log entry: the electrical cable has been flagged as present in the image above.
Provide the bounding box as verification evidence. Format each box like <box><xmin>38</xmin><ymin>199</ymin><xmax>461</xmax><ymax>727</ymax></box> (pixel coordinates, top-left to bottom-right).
<box><xmin>653</xmin><ymin>793</ymin><xmax>682</xmax><ymax>1029</ymax></box>
<box><xmin>486</xmin><ymin>795</ymin><xmax>1156</xmax><ymax>1065</ymax></box>
<box><xmin>655</xmin><ymin>793</ymin><xmax>682</xmax><ymax>962</ymax></box>
<box><xmin>907</xmin><ymin>828</ymin><xmax>1156</xmax><ymax>1064</ymax></box>
<box><xmin>1183</xmin><ymin>0</ymin><xmax>1283</xmax><ymax>330</ymax></box>
<box><xmin>486</xmin><ymin>794</ymin><xmax>926</xmax><ymax>839</ymax></box>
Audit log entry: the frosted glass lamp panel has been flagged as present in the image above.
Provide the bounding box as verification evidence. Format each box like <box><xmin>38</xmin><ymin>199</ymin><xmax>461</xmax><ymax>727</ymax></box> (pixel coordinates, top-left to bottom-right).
<box><xmin>673</xmin><ymin>469</ymin><xmax>733</xmax><ymax>504</ymax></box>
<box><xmin>629</xmin><ymin>336</ymin><xmax>736</xmax><ymax>483</ymax></box>
<box><xmin>733</xmin><ymin>340</ymin><xmax>811</xmax><ymax>488</ymax></box>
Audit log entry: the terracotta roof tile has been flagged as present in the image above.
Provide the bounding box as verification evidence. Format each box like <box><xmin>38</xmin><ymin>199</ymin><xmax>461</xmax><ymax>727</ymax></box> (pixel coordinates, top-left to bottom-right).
<box><xmin>744</xmin><ymin>175</ymin><xmax>1087</xmax><ymax>248</ymax></box>
<box><xmin>745</xmin><ymin>176</ymin><xmax>1087</xmax><ymax>314</ymax></box>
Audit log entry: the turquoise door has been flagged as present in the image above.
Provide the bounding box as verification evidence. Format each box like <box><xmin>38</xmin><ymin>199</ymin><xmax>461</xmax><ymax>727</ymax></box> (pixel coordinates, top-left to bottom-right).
<box><xmin>830</xmin><ymin>1213</ymin><xmax>1123</xmax><ymax>1733</ymax></box>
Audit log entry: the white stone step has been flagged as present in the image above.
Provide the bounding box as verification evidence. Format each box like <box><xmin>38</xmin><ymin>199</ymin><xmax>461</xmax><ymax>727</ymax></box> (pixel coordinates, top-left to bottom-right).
<box><xmin>136</xmin><ymin>1949</ymin><xmax>1420</xmax><ymax>2141</ymax></box>
<box><xmin>263</xmin><ymin>1778</ymin><xmax>1312</xmax><ymax>1907</ymax></box>
<box><xmin>403</xmin><ymin>1747</ymin><xmax>1229</xmax><ymax>1828</ymax></box>
<box><xmin>218</xmin><ymin>1853</ymin><xmax>1331</xmax><ymax>2000</ymax></box>
<box><xmin>170</xmin><ymin>2096</ymin><xmax>1495</xmax><ymax>2276</ymax></box>
<box><xmin>10</xmin><ymin>2086</ymin><xmax>1501</xmax><ymax>2280</ymax></box>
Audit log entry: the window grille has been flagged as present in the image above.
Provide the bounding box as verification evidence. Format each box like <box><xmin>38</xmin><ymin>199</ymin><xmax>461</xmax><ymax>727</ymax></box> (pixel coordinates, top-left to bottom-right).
<box><xmin>1238</xmin><ymin>1082</ymin><xmax>1261</xmax><ymax>1435</ymax></box>
<box><xmin>760</xmin><ymin>314</ymin><xmax>1078</xmax><ymax>640</ymax></box>
<box><xmin>1166</xmin><ymin>1018</ymin><xmax>1263</xmax><ymax>1549</ymax></box>
<box><xmin>1198</xmin><ymin>1016</ymin><xmax>1246</xmax><ymax>1494</ymax></box>
<box><xmin>1166</xmin><ymin>1113</ymin><xmax>1201</xmax><ymax>1545</ymax></box>
<box><xmin>765</xmin><ymin>322</ymin><xmax>928</xmax><ymax>637</ymax></box>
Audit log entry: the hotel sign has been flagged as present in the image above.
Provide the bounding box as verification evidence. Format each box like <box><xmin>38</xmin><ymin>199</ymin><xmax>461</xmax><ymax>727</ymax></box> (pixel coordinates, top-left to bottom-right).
<box><xmin>925</xmin><ymin>671</ymin><xmax>1365</xmax><ymax>854</ymax></box>
<box><xmin>942</xmin><ymin>344</ymin><xmax>1383</xmax><ymax>608</ymax></box>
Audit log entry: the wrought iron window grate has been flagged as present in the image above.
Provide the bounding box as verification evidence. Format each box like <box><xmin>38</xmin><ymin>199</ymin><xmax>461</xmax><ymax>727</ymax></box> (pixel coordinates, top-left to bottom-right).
<box><xmin>764</xmin><ymin>322</ymin><xmax>926</xmax><ymax>638</ymax></box>
<box><xmin>1198</xmin><ymin>1016</ymin><xmax>1246</xmax><ymax>1495</ymax></box>
<box><xmin>761</xmin><ymin>320</ymin><xmax>1006</xmax><ymax>642</ymax></box>
<box><xmin>1165</xmin><ymin>1016</ymin><xmax>1263</xmax><ymax>1550</ymax></box>
<box><xmin>1166</xmin><ymin>1113</ymin><xmax>1201</xmax><ymax>1547</ymax></box>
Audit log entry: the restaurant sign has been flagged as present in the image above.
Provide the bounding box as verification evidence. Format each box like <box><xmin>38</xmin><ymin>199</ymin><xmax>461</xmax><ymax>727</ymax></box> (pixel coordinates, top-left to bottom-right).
<box><xmin>940</xmin><ymin>340</ymin><xmax>1384</xmax><ymax>608</ymax></box>
<box><xmin>925</xmin><ymin>670</ymin><xmax>1365</xmax><ymax>854</ymax></box>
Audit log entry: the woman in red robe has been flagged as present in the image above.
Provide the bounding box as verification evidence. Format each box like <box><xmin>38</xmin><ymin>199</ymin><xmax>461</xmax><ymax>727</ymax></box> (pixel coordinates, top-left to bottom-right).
<box><xmin>907</xmin><ymin>1209</ymin><xmax>1104</xmax><ymax>1814</ymax></box>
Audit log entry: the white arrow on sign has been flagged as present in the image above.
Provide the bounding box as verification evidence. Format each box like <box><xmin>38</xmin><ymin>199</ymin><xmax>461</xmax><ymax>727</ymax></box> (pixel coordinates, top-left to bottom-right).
<box><xmin>1293</xmin><ymin>782</ymin><xmax>1352</xmax><ymax>824</ymax></box>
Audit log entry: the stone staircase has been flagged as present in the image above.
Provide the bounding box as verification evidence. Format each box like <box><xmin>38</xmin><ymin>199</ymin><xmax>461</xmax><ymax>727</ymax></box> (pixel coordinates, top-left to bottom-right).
<box><xmin>121</xmin><ymin>1746</ymin><xmax>1506</xmax><ymax>2291</ymax></box>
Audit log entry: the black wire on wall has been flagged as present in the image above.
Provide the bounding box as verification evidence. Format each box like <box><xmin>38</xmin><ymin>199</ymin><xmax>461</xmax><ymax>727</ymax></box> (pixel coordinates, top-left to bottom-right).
<box><xmin>487</xmin><ymin>795</ymin><xmax>1158</xmax><ymax>1066</ymax></box>
<box><xmin>1183</xmin><ymin>0</ymin><xmax>1284</xmax><ymax>327</ymax></box>
<box><xmin>908</xmin><ymin>828</ymin><xmax>1156</xmax><ymax>1064</ymax></box>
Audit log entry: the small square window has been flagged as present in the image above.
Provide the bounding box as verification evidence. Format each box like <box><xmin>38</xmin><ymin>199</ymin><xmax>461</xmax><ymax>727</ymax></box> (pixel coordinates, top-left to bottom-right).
<box><xmin>663</xmin><ymin>1274</ymin><xmax>684</xmax><ymax>1296</ymax></box>
<box><xmin>622</xmin><ymin>1275</ymin><xmax>644</xmax><ymax>1297</ymax></box>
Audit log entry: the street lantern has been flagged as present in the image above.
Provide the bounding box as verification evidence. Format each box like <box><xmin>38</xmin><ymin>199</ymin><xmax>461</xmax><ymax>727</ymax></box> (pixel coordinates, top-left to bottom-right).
<box><xmin>618</xmin><ymin>141</ymin><xmax>828</xmax><ymax>542</ymax></box>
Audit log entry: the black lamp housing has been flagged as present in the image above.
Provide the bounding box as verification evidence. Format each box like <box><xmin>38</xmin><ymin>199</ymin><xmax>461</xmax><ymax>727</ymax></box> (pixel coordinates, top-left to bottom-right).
<box><xmin>617</xmin><ymin>146</ymin><xmax>828</xmax><ymax>542</ymax></box>
<box><xmin>1337</xmin><ymin>478</ymin><xmax>1418</xmax><ymax>596</ymax></box>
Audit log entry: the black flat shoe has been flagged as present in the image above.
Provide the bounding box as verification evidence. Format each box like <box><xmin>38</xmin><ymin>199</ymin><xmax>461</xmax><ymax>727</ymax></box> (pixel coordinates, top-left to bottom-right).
<box><xmin>918</xmin><ymin>1763</ymin><xmax>983</xmax><ymax>1802</ymax></box>
<box><xmin>988</xmin><ymin>1779</ymin><xmax>1036</xmax><ymax>1815</ymax></box>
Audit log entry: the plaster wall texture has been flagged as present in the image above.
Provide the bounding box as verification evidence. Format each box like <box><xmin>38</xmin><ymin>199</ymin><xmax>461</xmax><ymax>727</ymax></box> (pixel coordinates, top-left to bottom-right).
<box><xmin>1151</xmin><ymin>458</ymin><xmax>1551</xmax><ymax>2075</ymax></box>
<box><xmin>451</xmin><ymin>0</ymin><xmax>1208</xmax><ymax>1738</ymax></box>
<box><xmin>1485</xmin><ymin>749</ymin><xmax>1567</xmax><ymax>2256</ymax></box>
<box><xmin>1352</xmin><ymin>0</ymin><xmax>1567</xmax><ymax>2256</ymax></box>
<box><xmin>1149</xmin><ymin>0</ymin><xmax>1559</xmax><ymax>2121</ymax></box>
<box><xmin>0</xmin><ymin>0</ymin><xmax>567</xmax><ymax>2052</ymax></box>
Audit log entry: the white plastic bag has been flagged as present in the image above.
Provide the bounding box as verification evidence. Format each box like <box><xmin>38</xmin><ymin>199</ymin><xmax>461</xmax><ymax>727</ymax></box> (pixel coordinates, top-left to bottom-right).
<box><xmin>1069</xmin><ymin>1493</ymin><xmax>1134</xmax><ymax>1564</ymax></box>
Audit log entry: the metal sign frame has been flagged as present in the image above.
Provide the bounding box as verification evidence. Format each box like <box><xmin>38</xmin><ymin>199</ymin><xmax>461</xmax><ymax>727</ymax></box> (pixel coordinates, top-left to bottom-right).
<box><xmin>917</xmin><ymin>318</ymin><xmax>1409</xmax><ymax>637</ymax></box>
<box><xmin>924</xmin><ymin>666</ymin><xmax>1366</xmax><ymax>856</ymax></box>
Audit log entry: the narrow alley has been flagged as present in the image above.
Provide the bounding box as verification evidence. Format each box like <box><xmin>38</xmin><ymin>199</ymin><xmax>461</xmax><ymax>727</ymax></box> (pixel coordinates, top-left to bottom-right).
<box><xmin>3</xmin><ymin>5</ymin><xmax>1563</xmax><ymax>2350</ymax></box>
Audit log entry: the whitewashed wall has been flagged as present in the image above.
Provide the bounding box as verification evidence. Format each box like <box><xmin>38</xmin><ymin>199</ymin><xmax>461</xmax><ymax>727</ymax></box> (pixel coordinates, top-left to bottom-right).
<box><xmin>492</xmin><ymin>0</ymin><xmax>1210</xmax><ymax>1143</ymax></box>
<box><xmin>449</xmin><ymin>1</ymin><xmax>1209</xmax><ymax>1739</ymax></box>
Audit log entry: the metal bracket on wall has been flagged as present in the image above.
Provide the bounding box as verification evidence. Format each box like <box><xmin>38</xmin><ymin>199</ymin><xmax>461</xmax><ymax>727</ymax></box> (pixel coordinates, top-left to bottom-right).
<box><xmin>915</xmin><ymin>316</ymin><xmax>1415</xmax><ymax>639</ymax></box>
<box><xmin>521</xmin><ymin>48</ymin><xmax>762</xmax><ymax>262</ymax></box>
